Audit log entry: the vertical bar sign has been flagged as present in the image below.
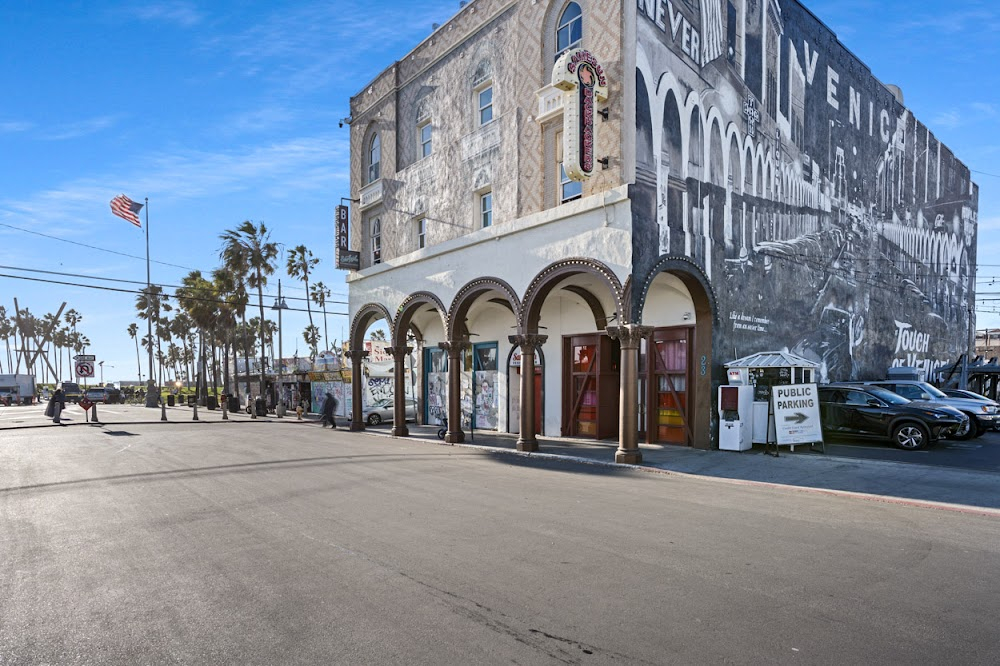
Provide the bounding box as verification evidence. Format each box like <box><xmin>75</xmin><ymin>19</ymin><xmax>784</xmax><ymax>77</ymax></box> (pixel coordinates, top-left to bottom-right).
<box><xmin>335</xmin><ymin>205</ymin><xmax>349</xmax><ymax>268</ymax></box>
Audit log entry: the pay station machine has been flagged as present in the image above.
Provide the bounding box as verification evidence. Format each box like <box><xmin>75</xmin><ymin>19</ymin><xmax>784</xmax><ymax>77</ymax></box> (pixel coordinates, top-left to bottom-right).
<box><xmin>718</xmin><ymin>368</ymin><xmax>754</xmax><ymax>451</ymax></box>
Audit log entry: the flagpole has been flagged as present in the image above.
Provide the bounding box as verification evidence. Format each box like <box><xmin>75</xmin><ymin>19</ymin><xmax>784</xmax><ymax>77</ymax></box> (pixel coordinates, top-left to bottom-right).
<box><xmin>144</xmin><ymin>197</ymin><xmax>157</xmax><ymax>408</ymax></box>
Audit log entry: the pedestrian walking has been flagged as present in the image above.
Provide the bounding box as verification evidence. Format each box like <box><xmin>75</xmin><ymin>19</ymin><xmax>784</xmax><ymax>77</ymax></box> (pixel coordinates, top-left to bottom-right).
<box><xmin>320</xmin><ymin>392</ymin><xmax>338</xmax><ymax>429</ymax></box>
<box><xmin>47</xmin><ymin>388</ymin><xmax>66</xmax><ymax>424</ymax></box>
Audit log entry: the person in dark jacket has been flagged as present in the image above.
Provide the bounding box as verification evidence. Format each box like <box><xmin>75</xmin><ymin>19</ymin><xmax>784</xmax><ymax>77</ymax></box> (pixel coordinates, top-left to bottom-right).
<box><xmin>47</xmin><ymin>388</ymin><xmax>67</xmax><ymax>424</ymax></box>
<box><xmin>320</xmin><ymin>392</ymin><xmax>338</xmax><ymax>428</ymax></box>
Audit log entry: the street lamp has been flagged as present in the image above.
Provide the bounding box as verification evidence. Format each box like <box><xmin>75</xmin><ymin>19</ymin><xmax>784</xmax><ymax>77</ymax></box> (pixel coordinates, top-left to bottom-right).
<box><xmin>271</xmin><ymin>279</ymin><xmax>290</xmax><ymax>417</ymax></box>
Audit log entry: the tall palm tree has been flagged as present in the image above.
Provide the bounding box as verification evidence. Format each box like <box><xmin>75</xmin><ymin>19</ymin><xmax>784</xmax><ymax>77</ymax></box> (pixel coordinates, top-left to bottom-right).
<box><xmin>220</xmin><ymin>221</ymin><xmax>279</xmax><ymax>399</ymax></box>
<box><xmin>0</xmin><ymin>305</ymin><xmax>10</xmax><ymax>373</ymax></box>
<box><xmin>127</xmin><ymin>323</ymin><xmax>142</xmax><ymax>385</ymax></box>
<box><xmin>310</xmin><ymin>281</ymin><xmax>332</xmax><ymax>352</ymax></box>
<box><xmin>286</xmin><ymin>245</ymin><xmax>319</xmax><ymax>358</ymax></box>
<box><xmin>176</xmin><ymin>270</ymin><xmax>217</xmax><ymax>402</ymax></box>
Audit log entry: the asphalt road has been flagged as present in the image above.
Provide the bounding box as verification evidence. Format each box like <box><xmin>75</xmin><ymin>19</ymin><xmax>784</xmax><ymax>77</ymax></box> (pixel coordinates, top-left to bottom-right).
<box><xmin>825</xmin><ymin>428</ymin><xmax>1000</xmax><ymax>471</ymax></box>
<box><xmin>1</xmin><ymin>422</ymin><xmax>998</xmax><ymax>664</ymax></box>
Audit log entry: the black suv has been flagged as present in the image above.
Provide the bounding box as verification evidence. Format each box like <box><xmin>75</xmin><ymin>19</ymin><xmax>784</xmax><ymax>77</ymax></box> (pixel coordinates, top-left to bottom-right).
<box><xmin>818</xmin><ymin>383</ymin><xmax>967</xmax><ymax>450</ymax></box>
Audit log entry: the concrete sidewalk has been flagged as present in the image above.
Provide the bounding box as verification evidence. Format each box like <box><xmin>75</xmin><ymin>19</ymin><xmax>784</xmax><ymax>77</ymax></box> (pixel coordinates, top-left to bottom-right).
<box><xmin>2</xmin><ymin>404</ymin><xmax>998</xmax><ymax>513</ymax></box>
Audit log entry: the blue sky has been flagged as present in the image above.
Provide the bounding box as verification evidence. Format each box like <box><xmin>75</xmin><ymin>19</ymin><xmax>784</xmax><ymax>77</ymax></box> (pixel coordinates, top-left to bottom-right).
<box><xmin>0</xmin><ymin>0</ymin><xmax>998</xmax><ymax>385</ymax></box>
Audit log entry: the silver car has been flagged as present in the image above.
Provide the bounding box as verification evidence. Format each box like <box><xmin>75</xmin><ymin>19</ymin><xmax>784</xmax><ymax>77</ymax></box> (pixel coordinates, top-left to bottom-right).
<box><xmin>359</xmin><ymin>398</ymin><xmax>416</xmax><ymax>426</ymax></box>
<box><xmin>862</xmin><ymin>380</ymin><xmax>1000</xmax><ymax>439</ymax></box>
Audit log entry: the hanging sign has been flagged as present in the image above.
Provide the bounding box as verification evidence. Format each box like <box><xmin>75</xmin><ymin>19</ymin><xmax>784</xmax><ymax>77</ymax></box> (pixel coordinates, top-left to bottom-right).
<box><xmin>335</xmin><ymin>204</ymin><xmax>360</xmax><ymax>270</ymax></box>
<box><xmin>553</xmin><ymin>49</ymin><xmax>608</xmax><ymax>181</ymax></box>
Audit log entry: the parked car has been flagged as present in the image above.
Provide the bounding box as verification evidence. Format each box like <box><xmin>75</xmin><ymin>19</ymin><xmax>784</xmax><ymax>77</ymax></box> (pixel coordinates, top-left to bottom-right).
<box><xmin>818</xmin><ymin>383</ymin><xmax>968</xmax><ymax>450</ymax></box>
<box><xmin>58</xmin><ymin>381</ymin><xmax>83</xmax><ymax>404</ymax></box>
<box><xmin>352</xmin><ymin>398</ymin><xmax>417</xmax><ymax>426</ymax></box>
<box><xmin>85</xmin><ymin>388</ymin><xmax>107</xmax><ymax>403</ymax></box>
<box><xmin>859</xmin><ymin>380</ymin><xmax>999</xmax><ymax>439</ymax></box>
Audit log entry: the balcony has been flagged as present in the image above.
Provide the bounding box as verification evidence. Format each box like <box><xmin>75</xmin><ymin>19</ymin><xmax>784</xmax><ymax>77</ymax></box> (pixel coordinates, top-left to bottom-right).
<box><xmin>535</xmin><ymin>84</ymin><xmax>564</xmax><ymax>123</ymax></box>
<box><xmin>360</xmin><ymin>179</ymin><xmax>384</xmax><ymax>210</ymax></box>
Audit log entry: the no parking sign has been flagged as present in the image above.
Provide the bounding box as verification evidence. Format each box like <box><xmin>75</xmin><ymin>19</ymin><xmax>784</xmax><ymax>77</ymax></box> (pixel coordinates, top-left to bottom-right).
<box><xmin>75</xmin><ymin>361</ymin><xmax>94</xmax><ymax>378</ymax></box>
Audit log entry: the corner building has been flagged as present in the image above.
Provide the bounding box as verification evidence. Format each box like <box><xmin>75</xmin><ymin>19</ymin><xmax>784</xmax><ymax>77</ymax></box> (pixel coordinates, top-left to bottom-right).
<box><xmin>343</xmin><ymin>0</ymin><xmax>979</xmax><ymax>459</ymax></box>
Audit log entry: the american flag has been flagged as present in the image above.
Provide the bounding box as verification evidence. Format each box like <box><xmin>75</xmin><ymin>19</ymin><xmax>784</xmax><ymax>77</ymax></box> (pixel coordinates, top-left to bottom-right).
<box><xmin>110</xmin><ymin>194</ymin><xmax>143</xmax><ymax>228</ymax></box>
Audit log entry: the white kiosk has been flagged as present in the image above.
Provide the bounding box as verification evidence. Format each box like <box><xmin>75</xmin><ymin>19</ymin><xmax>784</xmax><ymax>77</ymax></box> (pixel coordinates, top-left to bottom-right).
<box><xmin>718</xmin><ymin>368</ymin><xmax>754</xmax><ymax>451</ymax></box>
<box><xmin>724</xmin><ymin>351</ymin><xmax>820</xmax><ymax>449</ymax></box>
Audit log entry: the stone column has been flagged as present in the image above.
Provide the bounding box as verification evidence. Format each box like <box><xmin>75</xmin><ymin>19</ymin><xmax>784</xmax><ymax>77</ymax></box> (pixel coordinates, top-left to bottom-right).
<box><xmin>347</xmin><ymin>349</ymin><xmax>368</xmax><ymax>431</ymax></box>
<box><xmin>440</xmin><ymin>338</ymin><xmax>470</xmax><ymax>444</ymax></box>
<box><xmin>508</xmin><ymin>334</ymin><xmax>547</xmax><ymax>452</ymax></box>
<box><xmin>387</xmin><ymin>345</ymin><xmax>412</xmax><ymax>437</ymax></box>
<box><xmin>607</xmin><ymin>324</ymin><xmax>652</xmax><ymax>464</ymax></box>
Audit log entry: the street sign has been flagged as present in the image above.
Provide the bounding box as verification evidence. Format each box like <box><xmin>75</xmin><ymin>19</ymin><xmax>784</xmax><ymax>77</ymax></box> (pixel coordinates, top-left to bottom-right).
<box><xmin>75</xmin><ymin>361</ymin><xmax>95</xmax><ymax>378</ymax></box>
<box><xmin>74</xmin><ymin>354</ymin><xmax>96</xmax><ymax>361</ymax></box>
<box><xmin>79</xmin><ymin>397</ymin><xmax>93</xmax><ymax>411</ymax></box>
<box><xmin>771</xmin><ymin>383</ymin><xmax>823</xmax><ymax>445</ymax></box>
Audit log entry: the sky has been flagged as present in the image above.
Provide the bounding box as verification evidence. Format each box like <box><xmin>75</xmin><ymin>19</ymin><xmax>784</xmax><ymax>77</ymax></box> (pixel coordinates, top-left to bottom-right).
<box><xmin>0</xmin><ymin>0</ymin><xmax>998</xmax><ymax>386</ymax></box>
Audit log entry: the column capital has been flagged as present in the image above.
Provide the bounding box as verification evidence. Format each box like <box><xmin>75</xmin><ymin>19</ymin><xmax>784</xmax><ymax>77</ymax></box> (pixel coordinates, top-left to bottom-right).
<box><xmin>606</xmin><ymin>324</ymin><xmax>652</xmax><ymax>350</ymax></box>
<box><xmin>508</xmin><ymin>334</ymin><xmax>548</xmax><ymax>350</ymax></box>
<box><xmin>440</xmin><ymin>338</ymin><xmax>471</xmax><ymax>355</ymax></box>
<box><xmin>386</xmin><ymin>346</ymin><xmax>413</xmax><ymax>359</ymax></box>
<box><xmin>346</xmin><ymin>349</ymin><xmax>369</xmax><ymax>363</ymax></box>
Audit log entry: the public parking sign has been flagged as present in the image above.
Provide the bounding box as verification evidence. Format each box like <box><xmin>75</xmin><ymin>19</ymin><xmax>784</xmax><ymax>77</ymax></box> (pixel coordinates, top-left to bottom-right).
<box><xmin>75</xmin><ymin>361</ymin><xmax>95</xmax><ymax>378</ymax></box>
<box><xmin>771</xmin><ymin>383</ymin><xmax>823</xmax><ymax>445</ymax></box>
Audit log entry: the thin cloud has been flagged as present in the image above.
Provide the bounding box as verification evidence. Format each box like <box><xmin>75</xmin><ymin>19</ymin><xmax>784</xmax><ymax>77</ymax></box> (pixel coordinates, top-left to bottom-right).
<box><xmin>0</xmin><ymin>120</ymin><xmax>33</xmax><ymax>133</ymax></box>
<box><xmin>43</xmin><ymin>115</ymin><xmax>122</xmax><ymax>141</ymax></box>
<box><xmin>932</xmin><ymin>110</ymin><xmax>963</xmax><ymax>129</ymax></box>
<box><xmin>0</xmin><ymin>133</ymin><xmax>350</xmax><ymax>230</ymax></box>
<box><xmin>896</xmin><ymin>8</ymin><xmax>1000</xmax><ymax>34</ymax></box>
<box><xmin>129</xmin><ymin>2</ymin><xmax>203</xmax><ymax>27</ymax></box>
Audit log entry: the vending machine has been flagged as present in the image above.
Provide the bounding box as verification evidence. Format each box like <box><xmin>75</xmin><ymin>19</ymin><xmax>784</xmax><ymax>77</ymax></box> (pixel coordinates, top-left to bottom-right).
<box><xmin>718</xmin><ymin>369</ymin><xmax>754</xmax><ymax>451</ymax></box>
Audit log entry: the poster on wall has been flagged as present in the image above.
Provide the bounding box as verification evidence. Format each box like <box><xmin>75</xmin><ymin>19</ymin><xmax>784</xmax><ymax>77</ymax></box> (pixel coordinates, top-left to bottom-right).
<box><xmin>473</xmin><ymin>370</ymin><xmax>498</xmax><ymax>430</ymax></box>
<box><xmin>426</xmin><ymin>372</ymin><xmax>447</xmax><ymax>425</ymax></box>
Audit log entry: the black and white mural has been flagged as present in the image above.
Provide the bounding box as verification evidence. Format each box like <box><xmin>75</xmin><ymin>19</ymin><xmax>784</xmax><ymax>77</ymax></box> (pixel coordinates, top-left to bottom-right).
<box><xmin>632</xmin><ymin>0</ymin><xmax>978</xmax><ymax>382</ymax></box>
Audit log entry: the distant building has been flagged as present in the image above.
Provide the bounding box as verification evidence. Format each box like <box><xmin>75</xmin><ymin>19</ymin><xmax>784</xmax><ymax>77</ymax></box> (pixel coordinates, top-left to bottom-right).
<box><xmin>340</xmin><ymin>0</ymin><xmax>978</xmax><ymax>457</ymax></box>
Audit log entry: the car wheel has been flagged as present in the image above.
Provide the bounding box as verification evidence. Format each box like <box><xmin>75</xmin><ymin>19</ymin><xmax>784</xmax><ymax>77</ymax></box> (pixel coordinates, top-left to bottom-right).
<box><xmin>892</xmin><ymin>422</ymin><xmax>929</xmax><ymax>450</ymax></box>
<box><xmin>367</xmin><ymin>413</ymin><xmax>382</xmax><ymax>426</ymax></box>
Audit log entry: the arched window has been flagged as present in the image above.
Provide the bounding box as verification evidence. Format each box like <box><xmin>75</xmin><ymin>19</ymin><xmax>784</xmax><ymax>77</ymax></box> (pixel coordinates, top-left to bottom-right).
<box><xmin>367</xmin><ymin>134</ymin><xmax>381</xmax><ymax>184</ymax></box>
<box><xmin>371</xmin><ymin>218</ymin><xmax>382</xmax><ymax>265</ymax></box>
<box><xmin>556</xmin><ymin>2</ymin><xmax>582</xmax><ymax>58</ymax></box>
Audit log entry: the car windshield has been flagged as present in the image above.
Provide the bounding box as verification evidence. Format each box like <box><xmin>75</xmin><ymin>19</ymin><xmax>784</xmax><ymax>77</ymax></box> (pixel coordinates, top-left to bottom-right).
<box><xmin>915</xmin><ymin>382</ymin><xmax>948</xmax><ymax>398</ymax></box>
<box><xmin>866</xmin><ymin>386</ymin><xmax>909</xmax><ymax>405</ymax></box>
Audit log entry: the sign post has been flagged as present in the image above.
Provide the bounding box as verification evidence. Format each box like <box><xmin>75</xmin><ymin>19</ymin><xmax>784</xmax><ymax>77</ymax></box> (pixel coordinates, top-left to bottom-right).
<box><xmin>769</xmin><ymin>383</ymin><xmax>824</xmax><ymax>455</ymax></box>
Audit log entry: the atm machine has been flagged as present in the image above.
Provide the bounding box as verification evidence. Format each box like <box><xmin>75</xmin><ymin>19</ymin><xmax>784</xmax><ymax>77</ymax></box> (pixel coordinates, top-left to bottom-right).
<box><xmin>718</xmin><ymin>368</ymin><xmax>754</xmax><ymax>451</ymax></box>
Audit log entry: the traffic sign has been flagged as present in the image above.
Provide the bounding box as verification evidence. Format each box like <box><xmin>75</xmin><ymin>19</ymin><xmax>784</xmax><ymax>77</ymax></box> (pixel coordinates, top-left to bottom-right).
<box><xmin>75</xmin><ymin>361</ymin><xmax>95</xmax><ymax>378</ymax></box>
<box><xmin>771</xmin><ymin>384</ymin><xmax>823</xmax><ymax>445</ymax></box>
<box><xmin>74</xmin><ymin>354</ymin><xmax>96</xmax><ymax>361</ymax></box>
<box><xmin>79</xmin><ymin>397</ymin><xmax>93</xmax><ymax>411</ymax></box>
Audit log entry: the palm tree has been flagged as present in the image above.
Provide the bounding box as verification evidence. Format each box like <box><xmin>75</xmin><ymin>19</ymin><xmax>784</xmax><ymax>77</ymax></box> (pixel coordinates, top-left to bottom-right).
<box><xmin>176</xmin><ymin>270</ymin><xmax>217</xmax><ymax>402</ymax></box>
<box><xmin>286</xmin><ymin>245</ymin><xmax>319</xmax><ymax>358</ymax></box>
<box><xmin>127</xmin><ymin>323</ymin><xmax>142</xmax><ymax>385</ymax></box>
<box><xmin>135</xmin><ymin>286</ymin><xmax>168</xmax><ymax>403</ymax></box>
<box><xmin>310</xmin><ymin>281</ymin><xmax>332</xmax><ymax>352</ymax></box>
<box><xmin>220</xmin><ymin>221</ymin><xmax>279</xmax><ymax>400</ymax></box>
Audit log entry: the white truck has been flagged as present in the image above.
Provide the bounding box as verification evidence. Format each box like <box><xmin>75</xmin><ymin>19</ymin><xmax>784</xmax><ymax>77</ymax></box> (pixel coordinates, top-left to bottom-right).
<box><xmin>0</xmin><ymin>374</ymin><xmax>37</xmax><ymax>406</ymax></box>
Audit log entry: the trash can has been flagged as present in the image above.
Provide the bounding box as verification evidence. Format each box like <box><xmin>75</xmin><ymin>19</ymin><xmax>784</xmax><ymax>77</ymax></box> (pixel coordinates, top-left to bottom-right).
<box><xmin>207</xmin><ymin>395</ymin><xmax>218</xmax><ymax>410</ymax></box>
<box><xmin>167</xmin><ymin>394</ymin><xmax>175</xmax><ymax>407</ymax></box>
<box><xmin>228</xmin><ymin>395</ymin><xmax>240</xmax><ymax>413</ymax></box>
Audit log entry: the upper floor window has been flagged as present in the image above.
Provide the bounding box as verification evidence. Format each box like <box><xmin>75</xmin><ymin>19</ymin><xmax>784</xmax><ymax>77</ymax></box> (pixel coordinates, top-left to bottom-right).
<box><xmin>560</xmin><ymin>163</ymin><xmax>582</xmax><ymax>203</ymax></box>
<box><xmin>371</xmin><ymin>218</ymin><xmax>382</xmax><ymax>265</ymax></box>
<box><xmin>477</xmin><ymin>84</ymin><xmax>493</xmax><ymax>126</ymax></box>
<box><xmin>419</xmin><ymin>121</ymin><xmax>432</xmax><ymax>158</ymax></box>
<box><xmin>556</xmin><ymin>2</ymin><xmax>582</xmax><ymax>59</ymax></box>
<box><xmin>480</xmin><ymin>191</ymin><xmax>493</xmax><ymax>228</ymax></box>
<box><xmin>416</xmin><ymin>217</ymin><xmax>426</xmax><ymax>249</ymax></box>
<box><xmin>367</xmin><ymin>133</ymin><xmax>380</xmax><ymax>184</ymax></box>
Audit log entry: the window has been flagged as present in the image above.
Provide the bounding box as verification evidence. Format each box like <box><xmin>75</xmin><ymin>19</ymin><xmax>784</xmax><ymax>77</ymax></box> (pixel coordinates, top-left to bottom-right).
<box><xmin>371</xmin><ymin>218</ymin><xmax>381</xmax><ymax>265</ymax></box>
<box><xmin>367</xmin><ymin>133</ymin><xmax>380</xmax><ymax>184</ymax></box>
<box><xmin>477</xmin><ymin>84</ymin><xmax>493</xmax><ymax>125</ymax></box>
<box><xmin>556</xmin><ymin>2</ymin><xmax>582</xmax><ymax>58</ymax></box>
<box><xmin>480</xmin><ymin>191</ymin><xmax>493</xmax><ymax>228</ymax></box>
<box><xmin>416</xmin><ymin>217</ymin><xmax>426</xmax><ymax>249</ymax></box>
<box><xmin>419</xmin><ymin>121</ymin><xmax>432</xmax><ymax>158</ymax></box>
<box><xmin>560</xmin><ymin>163</ymin><xmax>582</xmax><ymax>203</ymax></box>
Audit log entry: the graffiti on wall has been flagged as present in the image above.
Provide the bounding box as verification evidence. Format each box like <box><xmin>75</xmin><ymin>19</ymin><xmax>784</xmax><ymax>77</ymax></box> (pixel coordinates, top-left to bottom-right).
<box><xmin>633</xmin><ymin>0</ymin><xmax>977</xmax><ymax>381</ymax></box>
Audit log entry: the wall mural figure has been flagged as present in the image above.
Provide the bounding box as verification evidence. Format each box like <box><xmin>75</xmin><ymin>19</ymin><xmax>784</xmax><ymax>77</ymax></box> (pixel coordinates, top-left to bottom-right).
<box><xmin>633</xmin><ymin>0</ymin><xmax>978</xmax><ymax>381</ymax></box>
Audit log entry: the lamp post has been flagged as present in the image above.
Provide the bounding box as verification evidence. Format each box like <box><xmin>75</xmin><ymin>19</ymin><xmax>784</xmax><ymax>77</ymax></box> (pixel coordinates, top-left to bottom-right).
<box><xmin>271</xmin><ymin>279</ymin><xmax>290</xmax><ymax>417</ymax></box>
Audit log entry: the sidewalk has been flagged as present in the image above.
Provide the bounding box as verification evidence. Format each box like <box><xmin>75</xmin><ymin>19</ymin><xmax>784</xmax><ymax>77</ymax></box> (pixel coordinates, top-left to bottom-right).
<box><xmin>2</xmin><ymin>404</ymin><xmax>998</xmax><ymax>513</ymax></box>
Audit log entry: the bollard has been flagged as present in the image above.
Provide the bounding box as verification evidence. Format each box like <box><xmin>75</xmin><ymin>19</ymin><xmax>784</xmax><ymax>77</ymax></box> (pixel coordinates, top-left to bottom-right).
<box><xmin>250</xmin><ymin>402</ymin><xmax>257</xmax><ymax>419</ymax></box>
<box><xmin>92</xmin><ymin>403</ymin><xmax>99</xmax><ymax>423</ymax></box>
<box><xmin>161</xmin><ymin>401</ymin><xmax>167</xmax><ymax>421</ymax></box>
<box><xmin>222</xmin><ymin>402</ymin><xmax>228</xmax><ymax>421</ymax></box>
<box><xmin>193</xmin><ymin>402</ymin><xmax>199</xmax><ymax>421</ymax></box>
